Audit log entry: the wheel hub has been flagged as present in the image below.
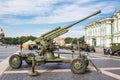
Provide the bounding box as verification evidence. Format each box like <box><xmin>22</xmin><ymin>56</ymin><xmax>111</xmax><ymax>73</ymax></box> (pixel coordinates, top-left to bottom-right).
<box><xmin>74</xmin><ymin>61</ymin><xmax>82</xmax><ymax>70</ymax></box>
<box><xmin>12</xmin><ymin>58</ymin><xmax>19</xmax><ymax>66</ymax></box>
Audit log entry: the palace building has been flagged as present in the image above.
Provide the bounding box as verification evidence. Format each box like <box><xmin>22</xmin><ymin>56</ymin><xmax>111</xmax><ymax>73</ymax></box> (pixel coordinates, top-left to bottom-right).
<box><xmin>85</xmin><ymin>10</ymin><xmax>120</xmax><ymax>47</ymax></box>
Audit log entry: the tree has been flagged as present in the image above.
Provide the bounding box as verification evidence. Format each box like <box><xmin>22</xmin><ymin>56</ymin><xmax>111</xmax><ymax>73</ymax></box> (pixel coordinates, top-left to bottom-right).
<box><xmin>78</xmin><ymin>36</ymin><xmax>85</xmax><ymax>43</ymax></box>
<box><xmin>19</xmin><ymin>36</ymin><xmax>37</xmax><ymax>44</ymax></box>
<box><xmin>64</xmin><ymin>37</ymin><xmax>73</xmax><ymax>44</ymax></box>
<box><xmin>72</xmin><ymin>38</ymin><xmax>78</xmax><ymax>44</ymax></box>
<box><xmin>64</xmin><ymin>36</ymin><xmax>85</xmax><ymax>44</ymax></box>
<box><xmin>0</xmin><ymin>36</ymin><xmax>37</xmax><ymax>45</ymax></box>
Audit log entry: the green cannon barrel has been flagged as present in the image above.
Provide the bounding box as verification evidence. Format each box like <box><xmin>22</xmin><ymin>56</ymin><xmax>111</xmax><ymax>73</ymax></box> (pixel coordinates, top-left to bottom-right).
<box><xmin>41</xmin><ymin>27</ymin><xmax>61</xmax><ymax>37</ymax></box>
<box><xmin>42</xmin><ymin>10</ymin><xmax>101</xmax><ymax>39</ymax></box>
<box><xmin>43</xmin><ymin>28</ymin><xmax>67</xmax><ymax>39</ymax></box>
<box><xmin>36</xmin><ymin>10</ymin><xmax>101</xmax><ymax>42</ymax></box>
<box><xmin>63</xmin><ymin>10</ymin><xmax>101</xmax><ymax>29</ymax></box>
<box><xmin>46</xmin><ymin>29</ymin><xmax>68</xmax><ymax>40</ymax></box>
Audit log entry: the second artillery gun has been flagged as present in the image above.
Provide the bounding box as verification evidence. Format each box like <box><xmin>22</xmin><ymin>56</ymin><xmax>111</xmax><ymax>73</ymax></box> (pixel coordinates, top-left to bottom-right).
<box><xmin>9</xmin><ymin>10</ymin><xmax>101</xmax><ymax>76</ymax></box>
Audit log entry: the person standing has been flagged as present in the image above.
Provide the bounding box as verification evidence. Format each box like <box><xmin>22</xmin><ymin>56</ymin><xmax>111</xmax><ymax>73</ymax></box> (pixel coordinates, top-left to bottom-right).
<box><xmin>103</xmin><ymin>46</ymin><xmax>106</xmax><ymax>55</ymax></box>
<box><xmin>20</xmin><ymin>44</ymin><xmax>23</xmax><ymax>52</ymax></box>
<box><xmin>70</xmin><ymin>45</ymin><xmax>74</xmax><ymax>50</ymax></box>
<box><xmin>106</xmin><ymin>47</ymin><xmax>110</xmax><ymax>57</ymax></box>
<box><xmin>56</xmin><ymin>45</ymin><xmax>59</xmax><ymax>52</ymax></box>
<box><xmin>85</xmin><ymin>44</ymin><xmax>90</xmax><ymax>55</ymax></box>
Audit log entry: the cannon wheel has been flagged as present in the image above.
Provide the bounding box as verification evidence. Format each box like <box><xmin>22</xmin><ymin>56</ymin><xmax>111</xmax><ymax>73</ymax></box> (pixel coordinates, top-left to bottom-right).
<box><xmin>25</xmin><ymin>53</ymin><xmax>35</xmax><ymax>65</ymax></box>
<box><xmin>9</xmin><ymin>54</ymin><xmax>22</xmax><ymax>69</ymax></box>
<box><xmin>118</xmin><ymin>52</ymin><xmax>120</xmax><ymax>56</ymax></box>
<box><xmin>70</xmin><ymin>58</ymin><xmax>86</xmax><ymax>74</ymax></box>
<box><xmin>85</xmin><ymin>60</ymin><xmax>89</xmax><ymax>68</ymax></box>
<box><xmin>82</xmin><ymin>55</ymin><xmax>89</xmax><ymax>68</ymax></box>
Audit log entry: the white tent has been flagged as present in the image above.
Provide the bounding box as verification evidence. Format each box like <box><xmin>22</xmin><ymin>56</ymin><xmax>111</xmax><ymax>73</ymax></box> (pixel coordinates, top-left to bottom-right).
<box><xmin>22</xmin><ymin>40</ymin><xmax>36</xmax><ymax>50</ymax></box>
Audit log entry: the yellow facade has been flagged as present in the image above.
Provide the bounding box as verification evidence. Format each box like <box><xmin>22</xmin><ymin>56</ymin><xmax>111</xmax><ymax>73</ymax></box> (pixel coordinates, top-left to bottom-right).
<box><xmin>54</xmin><ymin>37</ymin><xmax>65</xmax><ymax>46</ymax></box>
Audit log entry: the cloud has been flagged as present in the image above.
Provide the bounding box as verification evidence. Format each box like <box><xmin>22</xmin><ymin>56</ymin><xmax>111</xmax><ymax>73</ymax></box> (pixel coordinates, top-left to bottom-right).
<box><xmin>101</xmin><ymin>1</ymin><xmax>120</xmax><ymax>14</ymax></box>
<box><xmin>60</xmin><ymin>26</ymin><xmax>85</xmax><ymax>38</ymax></box>
<box><xmin>4</xmin><ymin>28</ymin><xmax>50</xmax><ymax>37</ymax></box>
<box><xmin>0</xmin><ymin>0</ymin><xmax>56</xmax><ymax>15</ymax></box>
<box><xmin>61</xmin><ymin>29</ymin><xmax>85</xmax><ymax>38</ymax></box>
<box><xmin>1</xmin><ymin>0</ymin><xmax>120</xmax><ymax>38</ymax></box>
<box><xmin>0</xmin><ymin>0</ymin><xmax>120</xmax><ymax>25</ymax></box>
<box><xmin>4</xmin><ymin>24</ymin><xmax>84</xmax><ymax>38</ymax></box>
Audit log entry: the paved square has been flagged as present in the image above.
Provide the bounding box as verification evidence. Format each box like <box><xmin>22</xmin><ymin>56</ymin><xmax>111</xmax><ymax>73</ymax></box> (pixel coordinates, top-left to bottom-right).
<box><xmin>0</xmin><ymin>47</ymin><xmax>120</xmax><ymax>80</ymax></box>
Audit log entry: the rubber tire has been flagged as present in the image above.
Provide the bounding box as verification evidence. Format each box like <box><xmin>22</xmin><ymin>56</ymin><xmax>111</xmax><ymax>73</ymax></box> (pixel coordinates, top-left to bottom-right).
<box><xmin>118</xmin><ymin>52</ymin><xmax>120</xmax><ymax>56</ymax></box>
<box><xmin>81</xmin><ymin>55</ymin><xmax>89</xmax><ymax>68</ymax></box>
<box><xmin>93</xmin><ymin>49</ymin><xmax>96</xmax><ymax>53</ymax></box>
<box><xmin>111</xmin><ymin>53</ymin><xmax>114</xmax><ymax>55</ymax></box>
<box><xmin>9</xmin><ymin>54</ymin><xmax>22</xmax><ymax>69</ymax></box>
<box><xmin>70</xmin><ymin>58</ymin><xmax>86</xmax><ymax>74</ymax></box>
<box><xmin>25</xmin><ymin>53</ymin><xmax>35</xmax><ymax>65</ymax></box>
<box><xmin>85</xmin><ymin>60</ymin><xmax>89</xmax><ymax>68</ymax></box>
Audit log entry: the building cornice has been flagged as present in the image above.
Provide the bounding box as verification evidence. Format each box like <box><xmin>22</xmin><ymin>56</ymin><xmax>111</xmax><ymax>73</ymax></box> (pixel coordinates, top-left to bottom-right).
<box><xmin>85</xmin><ymin>17</ymin><xmax>114</xmax><ymax>29</ymax></box>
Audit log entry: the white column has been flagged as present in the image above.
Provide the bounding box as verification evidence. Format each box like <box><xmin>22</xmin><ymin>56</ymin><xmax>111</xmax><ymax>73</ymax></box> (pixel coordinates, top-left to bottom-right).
<box><xmin>96</xmin><ymin>37</ymin><xmax>100</xmax><ymax>46</ymax></box>
<box><xmin>89</xmin><ymin>39</ymin><xmax>92</xmax><ymax>46</ymax></box>
<box><xmin>106</xmin><ymin>39</ymin><xmax>111</xmax><ymax>47</ymax></box>
<box><xmin>113</xmin><ymin>37</ymin><xmax>117</xmax><ymax>43</ymax></box>
<box><xmin>106</xmin><ymin>20</ymin><xmax>111</xmax><ymax>35</ymax></box>
<box><xmin>114</xmin><ymin>19</ymin><xmax>117</xmax><ymax>34</ymax></box>
<box><xmin>118</xmin><ymin>37</ymin><xmax>120</xmax><ymax>43</ymax></box>
<box><xmin>118</xmin><ymin>19</ymin><xmax>120</xmax><ymax>33</ymax></box>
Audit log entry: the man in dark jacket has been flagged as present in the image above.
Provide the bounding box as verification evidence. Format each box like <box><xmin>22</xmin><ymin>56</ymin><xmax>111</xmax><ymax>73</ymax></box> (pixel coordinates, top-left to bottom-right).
<box><xmin>85</xmin><ymin>44</ymin><xmax>90</xmax><ymax>55</ymax></box>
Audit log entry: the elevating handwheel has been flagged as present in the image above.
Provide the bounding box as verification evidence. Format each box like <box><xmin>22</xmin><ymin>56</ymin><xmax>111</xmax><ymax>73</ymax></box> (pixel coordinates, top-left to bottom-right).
<box><xmin>82</xmin><ymin>55</ymin><xmax>89</xmax><ymax>68</ymax></box>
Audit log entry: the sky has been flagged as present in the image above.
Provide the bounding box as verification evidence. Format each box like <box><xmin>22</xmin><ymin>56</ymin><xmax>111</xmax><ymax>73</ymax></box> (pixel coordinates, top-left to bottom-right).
<box><xmin>0</xmin><ymin>0</ymin><xmax>120</xmax><ymax>38</ymax></box>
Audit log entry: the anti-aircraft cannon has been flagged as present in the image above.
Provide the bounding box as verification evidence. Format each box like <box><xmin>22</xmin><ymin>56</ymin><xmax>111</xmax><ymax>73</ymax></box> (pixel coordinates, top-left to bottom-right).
<box><xmin>9</xmin><ymin>10</ymin><xmax>101</xmax><ymax>76</ymax></box>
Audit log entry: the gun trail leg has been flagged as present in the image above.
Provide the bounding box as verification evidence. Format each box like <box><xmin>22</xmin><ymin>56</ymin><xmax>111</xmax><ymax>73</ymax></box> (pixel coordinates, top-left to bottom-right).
<box><xmin>28</xmin><ymin>57</ymin><xmax>39</xmax><ymax>76</ymax></box>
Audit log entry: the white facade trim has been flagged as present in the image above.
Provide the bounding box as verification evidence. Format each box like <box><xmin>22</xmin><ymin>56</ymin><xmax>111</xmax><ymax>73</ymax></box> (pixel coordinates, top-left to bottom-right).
<box><xmin>85</xmin><ymin>11</ymin><xmax>120</xmax><ymax>47</ymax></box>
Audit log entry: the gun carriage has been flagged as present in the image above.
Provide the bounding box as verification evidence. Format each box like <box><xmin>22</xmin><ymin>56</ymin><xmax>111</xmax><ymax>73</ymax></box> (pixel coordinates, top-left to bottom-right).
<box><xmin>9</xmin><ymin>10</ymin><xmax>101</xmax><ymax>76</ymax></box>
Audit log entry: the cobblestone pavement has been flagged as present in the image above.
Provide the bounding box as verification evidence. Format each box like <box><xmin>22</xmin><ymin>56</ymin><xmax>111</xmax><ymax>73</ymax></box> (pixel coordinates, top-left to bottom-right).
<box><xmin>0</xmin><ymin>48</ymin><xmax>120</xmax><ymax>80</ymax></box>
<box><xmin>0</xmin><ymin>46</ymin><xmax>19</xmax><ymax>62</ymax></box>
